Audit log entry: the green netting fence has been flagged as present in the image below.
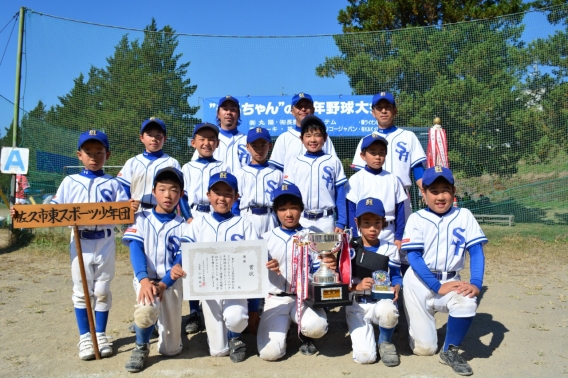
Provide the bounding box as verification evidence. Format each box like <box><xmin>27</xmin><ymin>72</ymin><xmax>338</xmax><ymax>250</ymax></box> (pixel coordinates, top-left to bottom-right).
<box><xmin>1</xmin><ymin>5</ymin><xmax>567</xmax><ymax>224</ymax></box>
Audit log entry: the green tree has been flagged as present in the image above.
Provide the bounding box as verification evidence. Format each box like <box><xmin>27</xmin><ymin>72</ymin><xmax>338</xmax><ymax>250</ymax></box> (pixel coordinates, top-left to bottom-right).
<box><xmin>318</xmin><ymin>0</ymin><xmax>532</xmax><ymax>176</ymax></box>
<box><xmin>47</xmin><ymin>19</ymin><xmax>200</xmax><ymax>165</ymax></box>
<box><xmin>524</xmin><ymin>1</ymin><xmax>568</xmax><ymax>156</ymax></box>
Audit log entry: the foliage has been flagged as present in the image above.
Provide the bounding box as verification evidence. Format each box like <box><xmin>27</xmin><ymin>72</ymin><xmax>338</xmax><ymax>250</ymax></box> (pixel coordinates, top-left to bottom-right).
<box><xmin>317</xmin><ymin>1</ymin><xmax>568</xmax><ymax>177</ymax></box>
<box><xmin>42</xmin><ymin>19</ymin><xmax>200</xmax><ymax>165</ymax></box>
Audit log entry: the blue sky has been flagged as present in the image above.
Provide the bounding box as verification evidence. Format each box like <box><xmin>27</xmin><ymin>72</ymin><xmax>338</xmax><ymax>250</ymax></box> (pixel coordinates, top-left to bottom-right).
<box><xmin>0</xmin><ymin>1</ymin><xmax>564</xmax><ymax>137</ymax></box>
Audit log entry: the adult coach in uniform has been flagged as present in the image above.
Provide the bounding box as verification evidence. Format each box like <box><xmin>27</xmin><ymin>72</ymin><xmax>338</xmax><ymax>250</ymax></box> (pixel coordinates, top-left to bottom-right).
<box><xmin>192</xmin><ymin>96</ymin><xmax>249</xmax><ymax>174</ymax></box>
<box><xmin>351</xmin><ymin>92</ymin><xmax>426</xmax><ymax>221</ymax></box>
<box><xmin>269</xmin><ymin>92</ymin><xmax>337</xmax><ymax>171</ymax></box>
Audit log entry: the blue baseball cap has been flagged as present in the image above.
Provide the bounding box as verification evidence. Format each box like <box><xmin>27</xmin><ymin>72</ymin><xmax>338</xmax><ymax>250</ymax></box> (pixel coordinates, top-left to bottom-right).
<box><xmin>300</xmin><ymin>115</ymin><xmax>326</xmax><ymax>135</ymax></box>
<box><xmin>192</xmin><ymin>122</ymin><xmax>220</xmax><ymax>138</ymax></box>
<box><xmin>140</xmin><ymin>117</ymin><xmax>167</xmax><ymax>134</ymax></box>
<box><xmin>247</xmin><ymin>127</ymin><xmax>271</xmax><ymax>143</ymax></box>
<box><xmin>372</xmin><ymin>92</ymin><xmax>396</xmax><ymax>107</ymax></box>
<box><xmin>272</xmin><ymin>183</ymin><xmax>302</xmax><ymax>201</ymax></box>
<box><xmin>356</xmin><ymin>198</ymin><xmax>386</xmax><ymax>218</ymax></box>
<box><xmin>291</xmin><ymin>92</ymin><xmax>313</xmax><ymax>106</ymax></box>
<box><xmin>78</xmin><ymin>130</ymin><xmax>110</xmax><ymax>151</ymax></box>
<box><xmin>422</xmin><ymin>166</ymin><xmax>455</xmax><ymax>186</ymax></box>
<box><xmin>153</xmin><ymin>167</ymin><xmax>184</xmax><ymax>191</ymax></box>
<box><xmin>208</xmin><ymin>171</ymin><xmax>239</xmax><ymax>192</ymax></box>
<box><xmin>361</xmin><ymin>133</ymin><xmax>388</xmax><ymax>150</ymax></box>
<box><xmin>218</xmin><ymin>95</ymin><xmax>240</xmax><ymax>107</ymax></box>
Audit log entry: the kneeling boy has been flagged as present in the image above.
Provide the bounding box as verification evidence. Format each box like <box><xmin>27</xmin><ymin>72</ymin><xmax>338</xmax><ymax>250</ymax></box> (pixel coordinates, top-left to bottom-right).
<box><xmin>122</xmin><ymin>167</ymin><xmax>189</xmax><ymax>373</ymax></box>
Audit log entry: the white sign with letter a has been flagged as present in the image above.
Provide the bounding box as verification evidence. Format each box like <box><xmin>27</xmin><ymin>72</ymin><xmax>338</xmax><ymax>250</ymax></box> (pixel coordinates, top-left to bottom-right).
<box><xmin>1</xmin><ymin>147</ymin><xmax>30</xmax><ymax>174</ymax></box>
<box><xmin>182</xmin><ymin>240</ymin><xmax>269</xmax><ymax>300</ymax></box>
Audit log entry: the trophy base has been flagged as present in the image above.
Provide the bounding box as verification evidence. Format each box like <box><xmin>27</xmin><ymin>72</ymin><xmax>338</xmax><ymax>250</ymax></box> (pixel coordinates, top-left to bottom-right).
<box><xmin>308</xmin><ymin>282</ymin><xmax>351</xmax><ymax>308</ymax></box>
<box><xmin>371</xmin><ymin>290</ymin><xmax>394</xmax><ymax>300</ymax></box>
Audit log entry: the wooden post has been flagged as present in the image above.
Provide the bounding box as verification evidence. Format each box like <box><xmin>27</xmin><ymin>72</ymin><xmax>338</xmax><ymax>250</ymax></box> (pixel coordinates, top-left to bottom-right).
<box><xmin>73</xmin><ymin>225</ymin><xmax>101</xmax><ymax>360</ymax></box>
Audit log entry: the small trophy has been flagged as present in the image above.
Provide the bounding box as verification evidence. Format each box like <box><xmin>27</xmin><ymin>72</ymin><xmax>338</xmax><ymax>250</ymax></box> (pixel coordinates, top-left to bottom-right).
<box><xmin>371</xmin><ymin>270</ymin><xmax>394</xmax><ymax>300</ymax></box>
<box><xmin>307</xmin><ymin>233</ymin><xmax>351</xmax><ymax>308</ymax></box>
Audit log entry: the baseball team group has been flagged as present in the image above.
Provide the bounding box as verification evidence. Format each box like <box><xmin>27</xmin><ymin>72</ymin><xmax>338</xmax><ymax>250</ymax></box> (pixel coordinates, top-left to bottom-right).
<box><xmin>11</xmin><ymin>91</ymin><xmax>488</xmax><ymax>376</ymax></box>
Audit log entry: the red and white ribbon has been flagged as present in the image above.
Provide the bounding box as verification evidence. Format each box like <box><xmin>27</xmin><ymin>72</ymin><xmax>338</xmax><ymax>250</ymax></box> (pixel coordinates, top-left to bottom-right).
<box><xmin>292</xmin><ymin>235</ymin><xmax>309</xmax><ymax>336</ymax></box>
<box><xmin>427</xmin><ymin>125</ymin><xmax>449</xmax><ymax>168</ymax></box>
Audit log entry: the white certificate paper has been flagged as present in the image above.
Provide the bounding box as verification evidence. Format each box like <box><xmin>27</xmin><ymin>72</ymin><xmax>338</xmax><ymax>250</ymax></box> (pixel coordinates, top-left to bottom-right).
<box><xmin>182</xmin><ymin>240</ymin><xmax>269</xmax><ymax>300</ymax></box>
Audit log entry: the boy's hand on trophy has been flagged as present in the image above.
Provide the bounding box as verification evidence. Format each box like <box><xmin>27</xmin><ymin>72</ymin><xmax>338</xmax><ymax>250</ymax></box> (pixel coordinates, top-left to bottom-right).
<box><xmin>321</xmin><ymin>254</ymin><xmax>337</xmax><ymax>270</ymax></box>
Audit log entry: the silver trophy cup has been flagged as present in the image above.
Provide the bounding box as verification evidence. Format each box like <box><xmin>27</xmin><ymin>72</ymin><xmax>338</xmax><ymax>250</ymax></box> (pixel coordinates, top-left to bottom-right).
<box><xmin>308</xmin><ymin>233</ymin><xmax>343</xmax><ymax>285</ymax></box>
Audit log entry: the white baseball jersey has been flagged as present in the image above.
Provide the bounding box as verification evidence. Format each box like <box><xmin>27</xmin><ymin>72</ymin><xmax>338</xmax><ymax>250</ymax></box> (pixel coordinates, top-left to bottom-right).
<box><xmin>261</xmin><ymin>227</ymin><xmax>320</xmax><ymax>295</ymax></box>
<box><xmin>283</xmin><ymin>154</ymin><xmax>346</xmax><ymax>211</ymax></box>
<box><xmin>51</xmin><ymin>171</ymin><xmax>129</xmax><ymax>231</ymax></box>
<box><xmin>51</xmin><ymin>170</ymin><xmax>128</xmax><ymax>312</ymax></box>
<box><xmin>192</xmin><ymin>130</ymin><xmax>249</xmax><ymax>174</ymax></box>
<box><xmin>352</xmin><ymin>127</ymin><xmax>426</xmax><ymax>187</ymax></box>
<box><xmin>269</xmin><ymin>127</ymin><xmax>337</xmax><ymax>171</ymax></box>
<box><xmin>182</xmin><ymin>212</ymin><xmax>258</xmax><ymax>243</ymax></box>
<box><xmin>117</xmin><ymin>152</ymin><xmax>181</xmax><ymax>205</ymax></box>
<box><xmin>122</xmin><ymin>210</ymin><xmax>189</xmax><ymax>280</ymax></box>
<box><xmin>181</xmin><ymin>159</ymin><xmax>231</xmax><ymax>207</ymax></box>
<box><xmin>182</xmin><ymin>212</ymin><xmax>257</xmax><ymax>357</ymax></box>
<box><xmin>236</xmin><ymin>164</ymin><xmax>282</xmax><ymax>235</ymax></box>
<box><xmin>346</xmin><ymin>169</ymin><xmax>407</xmax><ymax>223</ymax></box>
<box><xmin>401</xmin><ymin>207</ymin><xmax>488</xmax><ymax>272</ymax></box>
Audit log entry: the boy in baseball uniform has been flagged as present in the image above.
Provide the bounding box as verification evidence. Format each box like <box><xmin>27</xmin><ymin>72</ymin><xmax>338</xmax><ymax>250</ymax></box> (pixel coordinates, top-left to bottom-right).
<box><xmin>283</xmin><ymin>115</ymin><xmax>347</xmax><ymax>233</ymax></box>
<box><xmin>182</xmin><ymin>171</ymin><xmax>258</xmax><ymax>362</ymax></box>
<box><xmin>402</xmin><ymin>166</ymin><xmax>487</xmax><ymax>376</ymax></box>
<box><xmin>180</xmin><ymin>122</ymin><xmax>230</xmax><ymax>334</ymax></box>
<box><xmin>42</xmin><ymin>131</ymin><xmax>130</xmax><ymax>360</ymax></box>
<box><xmin>257</xmin><ymin>183</ymin><xmax>336</xmax><ymax>360</ymax></box>
<box><xmin>191</xmin><ymin>96</ymin><xmax>249</xmax><ymax>174</ymax></box>
<box><xmin>234</xmin><ymin>127</ymin><xmax>282</xmax><ymax>235</ymax></box>
<box><xmin>117</xmin><ymin>117</ymin><xmax>181</xmax><ymax>211</ymax></box>
<box><xmin>346</xmin><ymin>134</ymin><xmax>407</xmax><ymax>248</ymax></box>
<box><xmin>269</xmin><ymin>92</ymin><xmax>337</xmax><ymax>172</ymax></box>
<box><xmin>122</xmin><ymin>167</ymin><xmax>189</xmax><ymax>373</ymax></box>
<box><xmin>346</xmin><ymin>198</ymin><xmax>402</xmax><ymax>366</ymax></box>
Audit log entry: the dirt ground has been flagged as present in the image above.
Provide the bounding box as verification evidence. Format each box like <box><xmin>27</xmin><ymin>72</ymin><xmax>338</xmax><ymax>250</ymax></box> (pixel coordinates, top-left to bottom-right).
<box><xmin>0</xmin><ymin>229</ymin><xmax>567</xmax><ymax>377</ymax></box>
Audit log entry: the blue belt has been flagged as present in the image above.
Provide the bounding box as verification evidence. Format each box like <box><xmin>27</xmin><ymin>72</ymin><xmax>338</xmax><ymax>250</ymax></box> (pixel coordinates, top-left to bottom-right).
<box><xmin>354</xmin><ymin>295</ymin><xmax>377</xmax><ymax>304</ymax></box>
<box><xmin>140</xmin><ymin>202</ymin><xmax>154</xmax><ymax>209</ymax></box>
<box><xmin>79</xmin><ymin>229</ymin><xmax>112</xmax><ymax>240</ymax></box>
<box><xmin>249</xmin><ymin>206</ymin><xmax>270</xmax><ymax>215</ymax></box>
<box><xmin>192</xmin><ymin>204</ymin><xmax>210</xmax><ymax>212</ymax></box>
<box><xmin>303</xmin><ymin>209</ymin><xmax>333</xmax><ymax>220</ymax></box>
<box><xmin>430</xmin><ymin>270</ymin><xmax>457</xmax><ymax>280</ymax></box>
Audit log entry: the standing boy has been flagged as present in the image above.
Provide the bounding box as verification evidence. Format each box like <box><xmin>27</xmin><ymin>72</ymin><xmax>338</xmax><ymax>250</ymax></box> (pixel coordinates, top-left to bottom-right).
<box><xmin>269</xmin><ymin>92</ymin><xmax>337</xmax><ymax>172</ymax></box>
<box><xmin>235</xmin><ymin>127</ymin><xmax>282</xmax><ymax>235</ymax></box>
<box><xmin>283</xmin><ymin>115</ymin><xmax>347</xmax><ymax>233</ymax></box>
<box><xmin>402</xmin><ymin>166</ymin><xmax>487</xmax><ymax>376</ymax></box>
<box><xmin>117</xmin><ymin>117</ymin><xmax>181</xmax><ymax>211</ymax></box>
<box><xmin>257</xmin><ymin>183</ymin><xmax>334</xmax><ymax>361</ymax></box>
<box><xmin>351</xmin><ymin>92</ymin><xmax>426</xmax><ymax>220</ymax></box>
<box><xmin>346</xmin><ymin>198</ymin><xmax>402</xmax><ymax>366</ymax></box>
<box><xmin>182</xmin><ymin>171</ymin><xmax>258</xmax><ymax>362</ymax></box>
<box><xmin>346</xmin><ymin>134</ymin><xmax>407</xmax><ymax>248</ymax></box>
<box><xmin>49</xmin><ymin>131</ymin><xmax>129</xmax><ymax>360</ymax></box>
<box><xmin>191</xmin><ymin>96</ymin><xmax>249</xmax><ymax>174</ymax></box>
<box><xmin>122</xmin><ymin>167</ymin><xmax>189</xmax><ymax>373</ymax></box>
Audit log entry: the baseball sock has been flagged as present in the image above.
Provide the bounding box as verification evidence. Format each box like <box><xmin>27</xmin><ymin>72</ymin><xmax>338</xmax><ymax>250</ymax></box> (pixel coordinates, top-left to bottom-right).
<box><xmin>95</xmin><ymin>311</ymin><xmax>109</xmax><ymax>333</ymax></box>
<box><xmin>228</xmin><ymin>331</ymin><xmax>241</xmax><ymax>340</ymax></box>
<box><xmin>75</xmin><ymin>308</ymin><xmax>90</xmax><ymax>335</ymax></box>
<box><xmin>443</xmin><ymin>315</ymin><xmax>474</xmax><ymax>351</ymax></box>
<box><xmin>378</xmin><ymin>326</ymin><xmax>395</xmax><ymax>344</ymax></box>
<box><xmin>189</xmin><ymin>300</ymin><xmax>199</xmax><ymax>314</ymax></box>
<box><xmin>135</xmin><ymin>324</ymin><xmax>155</xmax><ymax>345</ymax></box>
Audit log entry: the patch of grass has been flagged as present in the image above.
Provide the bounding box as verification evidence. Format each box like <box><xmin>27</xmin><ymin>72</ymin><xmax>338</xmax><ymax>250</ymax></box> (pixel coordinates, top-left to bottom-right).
<box><xmin>482</xmin><ymin>224</ymin><xmax>568</xmax><ymax>244</ymax></box>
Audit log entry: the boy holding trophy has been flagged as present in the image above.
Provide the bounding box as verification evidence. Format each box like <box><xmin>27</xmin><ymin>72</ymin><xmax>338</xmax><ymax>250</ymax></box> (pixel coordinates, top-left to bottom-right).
<box><xmin>346</xmin><ymin>198</ymin><xmax>402</xmax><ymax>367</ymax></box>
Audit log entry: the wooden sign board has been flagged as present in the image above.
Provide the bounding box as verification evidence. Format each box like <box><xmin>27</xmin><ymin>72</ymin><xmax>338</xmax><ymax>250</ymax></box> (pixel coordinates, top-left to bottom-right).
<box><xmin>12</xmin><ymin>202</ymin><xmax>134</xmax><ymax>228</ymax></box>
